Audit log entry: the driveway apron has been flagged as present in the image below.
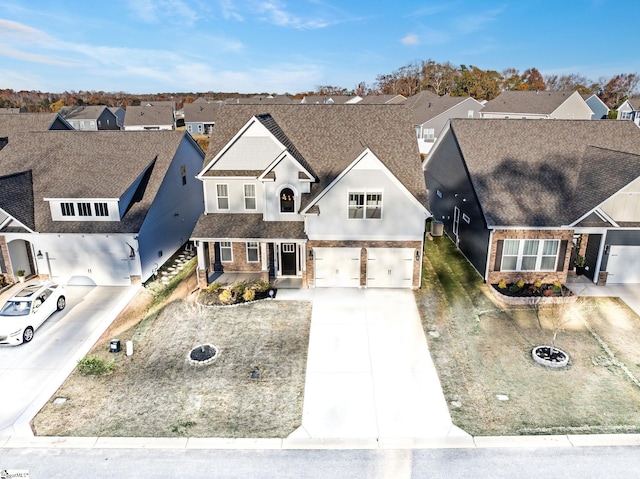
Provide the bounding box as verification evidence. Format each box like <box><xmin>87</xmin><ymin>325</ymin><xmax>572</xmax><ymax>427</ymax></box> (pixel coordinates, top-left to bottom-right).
<box><xmin>289</xmin><ymin>288</ymin><xmax>461</xmax><ymax>440</ymax></box>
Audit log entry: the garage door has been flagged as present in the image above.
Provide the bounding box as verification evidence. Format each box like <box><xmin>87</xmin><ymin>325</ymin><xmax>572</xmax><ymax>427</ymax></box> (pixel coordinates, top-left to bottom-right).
<box><xmin>366</xmin><ymin>248</ymin><xmax>414</xmax><ymax>288</ymax></box>
<box><xmin>314</xmin><ymin>247</ymin><xmax>361</xmax><ymax>287</ymax></box>
<box><xmin>607</xmin><ymin>245</ymin><xmax>640</xmax><ymax>283</ymax></box>
<box><xmin>48</xmin><ymin>251</ymin><xmax>132</xmax><ymax>286</ymax></box>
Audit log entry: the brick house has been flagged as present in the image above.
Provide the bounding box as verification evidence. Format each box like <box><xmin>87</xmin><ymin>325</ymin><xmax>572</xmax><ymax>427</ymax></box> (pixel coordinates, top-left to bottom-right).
<box><xmin>424</xmin><ymin>119</ymin><xmax>640</xmax><ymax>285</ymax></box>
<box><xmin>191</xmin><ymin>104</ymin><xmax>430</xmax><ymax>289</ymax></box>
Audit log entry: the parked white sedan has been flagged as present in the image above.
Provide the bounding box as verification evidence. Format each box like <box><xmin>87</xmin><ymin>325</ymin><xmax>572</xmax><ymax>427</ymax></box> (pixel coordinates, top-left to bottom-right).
<box><xmin>0</xmin><ymin>281</ymin><xmax>66</xmax><ymax>345</ymax></box>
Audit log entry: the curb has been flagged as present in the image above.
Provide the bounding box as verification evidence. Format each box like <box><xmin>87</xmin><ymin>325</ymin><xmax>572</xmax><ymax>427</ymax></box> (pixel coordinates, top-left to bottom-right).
<box><xmin>2</xmin><ymin>433</ymin><xmax>640</xmax><ymax>450</ymax></box>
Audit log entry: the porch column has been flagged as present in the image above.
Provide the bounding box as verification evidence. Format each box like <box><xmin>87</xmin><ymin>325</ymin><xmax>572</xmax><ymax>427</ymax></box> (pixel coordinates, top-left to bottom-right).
<box><xmin>196</xmin><ymin>241</ymin><xmax>208</xmax><ymax>289</ymax></box>
<box><xmin>260</xmin><ymin>242</ymin><xmax>269</xmax><ymax>282</ymax></box>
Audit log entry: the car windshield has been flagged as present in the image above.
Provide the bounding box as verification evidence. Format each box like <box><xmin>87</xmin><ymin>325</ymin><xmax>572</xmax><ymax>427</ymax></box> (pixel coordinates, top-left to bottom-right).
<box><xmin>0</xmin><ymin>300</ymin><xmax>32</xmax><ymax>316</ymax></box>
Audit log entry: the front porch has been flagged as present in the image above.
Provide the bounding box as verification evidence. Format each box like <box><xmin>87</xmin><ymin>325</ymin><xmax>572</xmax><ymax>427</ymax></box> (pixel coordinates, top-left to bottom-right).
<box><xmin>207</xmin><ymin>271</ymin><xmax>303</xmax><ymax>289</ymax></box>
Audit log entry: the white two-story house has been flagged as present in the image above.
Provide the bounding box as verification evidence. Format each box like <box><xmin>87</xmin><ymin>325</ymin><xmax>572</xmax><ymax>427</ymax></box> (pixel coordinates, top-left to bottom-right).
<box><xmin>191</xmin><ymin>104</ymin><xmax>430</xmax><ymax>289</ymax></box>
<box><xmin>0</xmin><ymin>131</ymin><xmax>204</xmax><ymax>285</ymax></box>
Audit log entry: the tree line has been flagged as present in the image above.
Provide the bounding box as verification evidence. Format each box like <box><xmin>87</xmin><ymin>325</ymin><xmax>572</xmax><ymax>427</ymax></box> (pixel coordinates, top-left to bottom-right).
<box><xmin>1</xmin><ymin>59</ymin><xmax>638</xmax><ymax>111</ymax></box>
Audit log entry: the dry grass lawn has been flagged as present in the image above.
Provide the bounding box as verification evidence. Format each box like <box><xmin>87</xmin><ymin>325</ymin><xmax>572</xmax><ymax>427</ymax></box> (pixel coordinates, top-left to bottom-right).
<box><xmin>416</xmin><ymin>235</ymin><xmax>640</xmax><ymax>436</ymax></box>
<box><xmin>33</xmin><ymin>263</ymin><xmax>311</xmax><ymax>438</ymax></box>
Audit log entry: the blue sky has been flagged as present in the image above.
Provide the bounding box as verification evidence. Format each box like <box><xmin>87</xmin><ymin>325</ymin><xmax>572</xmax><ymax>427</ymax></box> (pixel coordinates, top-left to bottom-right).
<box><xmin>0</xmin><ymin>0</ymin><xmax>638</xmax><ymax>94</ymax></box>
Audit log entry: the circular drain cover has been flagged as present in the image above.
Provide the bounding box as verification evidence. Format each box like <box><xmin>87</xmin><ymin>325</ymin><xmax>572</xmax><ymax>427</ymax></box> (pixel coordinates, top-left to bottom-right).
<box><xmin>188</xmin><ymin>344</ymin><xmax>218</xmax><ymax>366</ymax></box>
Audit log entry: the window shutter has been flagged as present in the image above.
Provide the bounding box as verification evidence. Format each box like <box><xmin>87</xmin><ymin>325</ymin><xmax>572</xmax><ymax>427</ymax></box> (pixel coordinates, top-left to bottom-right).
<box><xmin>494</xmin><ymin>240</ymin><xmax>503</xmax><ymax>271</ymax></box>
<box><xmin>556</xmin><ymin>240</ymin><xmax>568</xmax><ymax>272</ymax></box>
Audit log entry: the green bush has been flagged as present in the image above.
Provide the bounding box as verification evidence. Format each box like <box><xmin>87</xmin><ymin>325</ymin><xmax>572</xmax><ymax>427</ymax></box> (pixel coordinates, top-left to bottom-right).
<box><xmin>77</xmin><ymin>355</ymin><xmax>115</xmax><ymax>376</ymax></box>
<box><xmin>205</xmin><ymin>282</ymin><xmax>224</xmax><ymax>294</ymax></box>
<box><xmin>230</xmin><ymin>280</ymin><xmax>248</xmax><ymax>296</ymax></box>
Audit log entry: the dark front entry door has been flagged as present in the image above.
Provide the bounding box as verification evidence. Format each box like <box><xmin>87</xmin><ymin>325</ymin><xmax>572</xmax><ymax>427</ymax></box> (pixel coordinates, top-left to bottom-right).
<box><xmin>281</xmin><ymin>243</ymin><xmax>297</xmax><ymax>276</ymax></box>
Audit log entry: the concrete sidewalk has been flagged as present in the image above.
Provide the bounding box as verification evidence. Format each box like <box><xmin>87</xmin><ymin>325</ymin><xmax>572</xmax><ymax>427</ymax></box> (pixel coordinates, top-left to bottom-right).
<box><xmin>566</xmin><ymin>282</ymin><xmax>640</xmax><ymax>317</ymax></box>
<box><xmin>279</xmin><ymin>288</ymin><xmax>466</xmax><ymax>441</ymax></box>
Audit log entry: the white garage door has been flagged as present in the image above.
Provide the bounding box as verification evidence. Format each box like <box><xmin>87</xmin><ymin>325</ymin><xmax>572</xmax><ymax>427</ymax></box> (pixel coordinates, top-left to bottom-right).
<box><xmin>607</xmin><ymin>245</ymin><xmax>640</xmax><ymax>283</ymax></box>
<box><xmin>366</xmin><ymin>248</ymin><xmax>414</xmax><ymax>288</ymax></box>
<box><xmin>314</xmin><ymin>247</ymin><xmax>361</xmax><ymax>288</ymax></box>
<box><xmin>48</xmin><ymin>251</ymin><xmax>132</xmax><ymax>286</ymax></box>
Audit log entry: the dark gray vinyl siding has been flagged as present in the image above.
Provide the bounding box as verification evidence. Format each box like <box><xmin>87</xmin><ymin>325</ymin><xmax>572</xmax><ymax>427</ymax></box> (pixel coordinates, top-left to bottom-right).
<box><xmin>424</xmin><ymin>131</ymin><xmax>490</xmax><ymax>278</ymax></box>
<box><xmin>599</xmin><ymin>230</ymin><xmax>640</xmax><ymax>270</ymax></box>
<box><xmin>97</xmin><ymin>109</ymin><xmax>120</xmax><ymax>130</ymax></box>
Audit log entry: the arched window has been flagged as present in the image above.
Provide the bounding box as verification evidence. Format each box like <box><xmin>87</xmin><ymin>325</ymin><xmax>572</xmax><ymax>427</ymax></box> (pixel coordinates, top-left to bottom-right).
<box><xmin>280</xmin><ymin>188</ymin><xmax>295</xmax><ymax>213</ymax></box>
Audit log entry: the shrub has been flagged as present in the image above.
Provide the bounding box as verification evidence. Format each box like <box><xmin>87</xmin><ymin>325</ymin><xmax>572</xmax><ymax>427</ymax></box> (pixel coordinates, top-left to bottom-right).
<box><xmin>218</xmin><ymin>289</ymin><xmax>232</xmax><ymax>303</ymax></box>
<box><xmin>252</xmin><ymin>280</ymin><xmax>271</xmax><ymax>293</ymax></box>
<box><xmin>77</xmin><ymin>355</ymin><xmax>115</xmax><ymax>376</ymax></box>
<box><xmin>498</xmin><ymin>280</ymin><xmax>507</xmax><ymax>289</ymax></box>
<box><xmin>552</xmin><ymin>281</ymin><xmax>562</xmax><ymax>293</ymax></box>
<box><xmin>230</xmin><ymin>280</ymin><xmax>248</xmax><ymax>297</ymax></box>
<box><xmin>534</xmin><ymin>280</ymin><xmax>542</xmax><ymax>289</ymax></box>
<box><xmin>516</xmin><ymin>279</ymin><xmax>525</xmax><ymax>289</ymax></box>
<box><xmin>243</xmin><ymin>289</ymin><xmax>256</xmax><ymax>302</ymax></box>
<box><xmin>206</xmin><ymin>282</ymin><xmax>224</xmax><ymax>294</ymax></box>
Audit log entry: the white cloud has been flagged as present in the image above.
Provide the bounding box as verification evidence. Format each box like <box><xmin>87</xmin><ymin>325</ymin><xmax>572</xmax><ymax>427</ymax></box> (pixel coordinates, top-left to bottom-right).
<box><xmin>401</xmin><ymin>34</ymin><xmax>419</xmax><ymax>46</ymax></box>
<box><xmin>220</xmin><ymin>0</ymin><xmax>244</xmax><ymax>21</ymax></box>
<box><xmin>253</xmin><ymin>0</ymin><xmax>331</xmax><ymax>29</ymax></box>
<box><xmin>454</xmin><ymin>8</ymin><xmax>503</xmax><ymax>35</ymax></box>
<box><xmin>126</xmin><ymin>0</ymin><xmax>199</xmax><ymax>25</ymax></box>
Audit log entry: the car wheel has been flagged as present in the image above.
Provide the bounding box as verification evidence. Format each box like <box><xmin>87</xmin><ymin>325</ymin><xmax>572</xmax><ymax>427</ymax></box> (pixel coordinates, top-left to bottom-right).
<box><xmin>23</xmin><ymin>326</ymin><xmax>34</xmax><ymax>343</ymax></box>
<box><xmin>57</xmin><ymin>296</ymin><xmax>66</xmax><ymax>311</ymax></box>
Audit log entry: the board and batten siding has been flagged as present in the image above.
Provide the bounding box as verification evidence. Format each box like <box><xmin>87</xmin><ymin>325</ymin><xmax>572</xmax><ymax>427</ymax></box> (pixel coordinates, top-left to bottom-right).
<box><xmin>263</xmin><ymin>156</ymin><xmax>309</xmax><ymax>222</ymax></box>
<box><xmin>424</xmin><ymin>131</ymin><xmax>490</xmax><ymax>278</ymax></box>
<box><xmin>137</xmin><ymin>137</ymin><xmax>204</xmax><ymax>281</ymax></box>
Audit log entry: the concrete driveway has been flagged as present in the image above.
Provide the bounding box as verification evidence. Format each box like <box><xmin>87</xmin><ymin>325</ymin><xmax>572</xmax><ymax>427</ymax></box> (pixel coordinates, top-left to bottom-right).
<box><xmin>279</xmin><ymin>288</ymin><xmax>468</xmax><ymax>441</ymax></box>
<box><xmin>0</xmin><ymin>283</ymin><xmax>138</xmax><ymax>436</ymax></box>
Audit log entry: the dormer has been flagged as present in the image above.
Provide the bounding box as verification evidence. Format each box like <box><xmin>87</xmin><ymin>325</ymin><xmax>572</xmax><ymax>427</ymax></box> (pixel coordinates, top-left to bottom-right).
<box><xmin>46</xmin><ymin>198</ymin><xmax>121</xmax><ymax>221</ymax></box>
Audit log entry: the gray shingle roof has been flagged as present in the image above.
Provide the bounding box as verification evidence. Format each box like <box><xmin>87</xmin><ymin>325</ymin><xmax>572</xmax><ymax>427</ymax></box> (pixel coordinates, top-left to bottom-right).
<box><xmin>0</xmin><ymin>113</ymin><xmax>72</xmax><ymax>138</ymax></box>
<box><xmin>481</xmin><ymin>90</ymin><xmax>578</xmax><ymax>115</ymax></box>
<box><xmin>406</xmin><ymin>92</ymin><xmax>473</xmax><ymax>124</ymax></box>
<box><xmin>0</xmin><ymin>130</ymin><xmax>195</xmax><ymax>233</ymax></box>
<box><xmin>191</xmin><ymin>213</ymin><xmax>306</xmax><ymax>239</ymax></box>
<box><xmin>124</xmin><ymin>105</ymin><xmax>174</xmax><ymax>127</ymax></box>
<box><xmin>184</xmin><ymin>102</ymin><xmax>221</xmax><ymax>123</ymax></box>
<box><xmin>205</xmin><ymin>104</ymin><xmax>427</xmax><ymax>210</ymax></box>
<box><xmin>60</xmin><ymin>105</ymin><xmax>108</xmax><ymax>120</ymax></box>
<box><xmin>447</xmin><ymin>119</ymin><xmax>640</xmax><ymax>227</ymax></box>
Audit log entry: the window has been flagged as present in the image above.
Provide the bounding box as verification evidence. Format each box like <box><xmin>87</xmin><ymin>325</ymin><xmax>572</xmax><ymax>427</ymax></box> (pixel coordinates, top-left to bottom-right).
<box><xmin>501</xmin><ymin>239</ymin><xmax>560</xmax><ymax>271</ymax></box>
<box><xmin>94</xmin><ymin>202</ymin><xmax>109</xmax><ymax>216</ymax></box>
<box><xmin>247</xmin><ymin>242</ymin><xmax>259</xmax><ymax>262</ymax></box>
<box><xmin>423</xmin><ymin>128</ymin><xmax>435</xmax><ymax>141</ymax></box>
<box><xmin>77</xmin><ymin>202</ymin><xmax>92</xmax><ymax>217</ymax></box>
<box><xmin>620</xmin><ymin>111</ymin><xmax>632</xmax><ymax>120</ymax></box>
<box><xmin>187</xmin><ymin>125</ymin><xmax>193</xmax><ymax>133</ymax></box>
<box><xmin>216</xmin><ymin>184</ymin><xmax>229</xmax><ymax>210</ymax></box>
<box><xmin>197</xmin><ymin>124</ymin><xmax>203</xmax><ymax>133</ymax></box>
<box><xmin>462</xmin><ymin>213</ymin><xmax>470</xmax><ymax>224</ymax></box>
<box><xmin>61</xmin><ymin>202</ymin><xmax>75</xmax><ymax>217</ymax></box>
<box><xmin>415</xmin><ymin>126</ymin><xmax>421</xmax><ymax>138</ymax></box>
<box><xmin>280</xmin><ymin>188</ymin><xmax>295</xmax><ymax>213</ymax></box>
<box><xmin>181</xmin><ymin>165</ymin><xmax>187</xmax><ymax>186</ymax></box>
<box><xmin>348</xmin><ymin>192</ymin><xmax>382</xmax><ymax>219</ymax></box>
<box><xmin>244</xmin><ymin>184</ymin><xmax>256</xmax><ymax>210</ymax></box>
<box><xmin>467</xmin><ymin>110</ymin><xmax>474</xmax><ymax>118</ymax></box>
<box><xmin>220</xmin><ymin>241</ymin><xmax>232</xmax><ymax>262</ymax></box>
<box><xmin>436</xmin><ymin>189</ymin><xmax>443</xmax><ymax>198</ymax></box>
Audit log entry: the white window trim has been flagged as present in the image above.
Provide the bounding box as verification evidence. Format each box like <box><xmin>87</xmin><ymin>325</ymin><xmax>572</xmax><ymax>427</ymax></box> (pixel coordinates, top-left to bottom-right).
<box><xmin>423</xmin><ymin>128</ymin><xmax>435</xmax><ymax>141</ymax></box>
<box><xmin>348</xmin><ymin>191</ymin><xmax>383</xmax><ymax>220</ymax></box>
<box><xmin>278</xmin><ymin>186</ymin><xmax>297</xmax><ymax>214</ymax></box>
<box><xmin>244</xmin><ymin>184</ymin><xmax>257</xmax><ymax>211</ymax></box>
<box><xmin>246</xmin><ymin>242</ymin><xmax>259</xmax><ymax>263</ymax></box>
<box><xmin>501</xmin><ymin>239</ymin><xmax>560</xmax><ymax>272</ymax></box>
<box><xmin>220</xmin><ymin>241</ymin><xmax>233</xmax><ymax>262</ymax></box>
<box><xmin>216</xmin><ymin>184</ymin><xmax>229</xmax><ymax>210</ymax></box>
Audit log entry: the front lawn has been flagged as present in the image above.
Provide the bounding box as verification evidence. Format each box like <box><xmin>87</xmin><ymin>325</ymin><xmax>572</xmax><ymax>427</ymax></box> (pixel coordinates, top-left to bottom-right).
<box><xmin>416</xmin><ymin>235</ymin><xmax>640</xmax><ymax>436</ymax></box>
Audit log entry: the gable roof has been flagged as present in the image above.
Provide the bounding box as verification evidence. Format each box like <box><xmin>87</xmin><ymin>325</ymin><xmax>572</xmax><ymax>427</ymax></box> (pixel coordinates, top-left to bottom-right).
<box><xmin>357</xmin><ymin>94</ymin><xmax>407</xmax><ymax>104</ymax></box>
<box><xmin>60</xmin><ymin>105</ymin><xmax>110</xmax><ymax>120</ymax></box>
<box><xmin>446</xmin><ymin>119</ymin><xmax>640</xmax><ymax>227</ymax></box>
<box><xmin>0</xmin><ymin>130</ymin><xmax>199</xmax><ymax>234</ymax></box>
<box><xmin>621</xmin><ymin>97</ymin><xmax>640</xmax><ymax>110</ymax></box>
<box><xmin>481</xmin><ymin>90</ymin><xmax>580</xmax><ymax>115</ymax></box>
<box><xmin>124</xmin><ymin>105</ymin><xmax>174</xmax><ymax>127</ymax></box>
<box><xmin>184</xmin><ymin>102</ymin><xmax>221</xmax><ymax>123</ymax></box>
<box><xmin>0</xmin><ymin>170</ymin><xmax>35</xmax><ymax>231</ymax></box>
<box><xmin>406</xmin><ymin>92</ymin><xmax>478</xmax><ymax>124</ymax></box>
<box><xmin>0</xmin><ymin>113</ymin><xmax>73</xmax><ymax>138</ymax></box>
<box><xmin>204</xmin><ymin>104</ymin><xmax>427</xmax><ymax>209</ymax></box>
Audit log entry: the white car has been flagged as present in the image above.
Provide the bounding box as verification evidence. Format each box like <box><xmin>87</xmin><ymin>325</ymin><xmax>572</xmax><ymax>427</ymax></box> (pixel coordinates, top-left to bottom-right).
<box><xmin>0</xmin><ymin>281</ymin><xmax>66</xmax><ymax>345</ymax></box>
